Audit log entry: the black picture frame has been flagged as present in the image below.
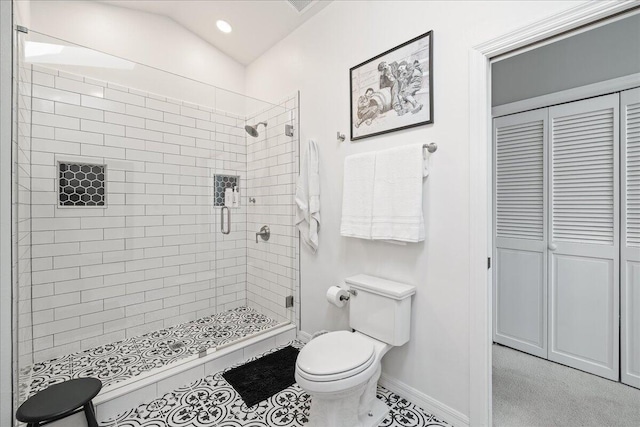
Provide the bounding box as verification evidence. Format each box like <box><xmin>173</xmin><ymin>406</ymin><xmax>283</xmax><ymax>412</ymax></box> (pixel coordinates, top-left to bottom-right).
<box><xmin>350</xmin><ymin>31</ymin><xmax>433</xmax><ymax>141</ymax></box>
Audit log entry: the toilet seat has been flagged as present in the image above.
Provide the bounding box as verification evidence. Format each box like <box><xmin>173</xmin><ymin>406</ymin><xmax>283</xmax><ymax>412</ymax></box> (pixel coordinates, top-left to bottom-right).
<box><xmin>296</xmin><ymin>331</ymin><xmax>376</xmax><ymax>382</ymax></box>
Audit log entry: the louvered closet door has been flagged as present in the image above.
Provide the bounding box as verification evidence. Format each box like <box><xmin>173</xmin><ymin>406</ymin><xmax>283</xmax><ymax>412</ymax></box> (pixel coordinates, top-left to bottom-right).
<box><xmin>548</xmin><ymin>94</ymin><xmax>619</xmax><ymax>380</ymax></box>
<box><xmin>493</xmin><ymin>109</ymin><xmax>548</xmax><ymax>358</ymax></box>
<box><xmin>621</xmin><ymin>87</ymin><xmax>640</xmax><ymax>389</ymax></box>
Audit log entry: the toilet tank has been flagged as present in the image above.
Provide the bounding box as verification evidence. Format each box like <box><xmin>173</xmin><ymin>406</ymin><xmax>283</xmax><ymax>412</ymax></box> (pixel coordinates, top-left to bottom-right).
<box><xmin>345</xmin><ymin>274</ymin><xmax>416</xmax><ymax>346</ymax></box>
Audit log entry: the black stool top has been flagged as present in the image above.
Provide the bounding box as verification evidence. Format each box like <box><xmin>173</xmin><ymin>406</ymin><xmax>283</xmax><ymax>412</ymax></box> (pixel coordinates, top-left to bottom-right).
<box><xmin>16</xmin><ymin>378</ymin><xmax>102</xmax><ymax>422</ymax></box>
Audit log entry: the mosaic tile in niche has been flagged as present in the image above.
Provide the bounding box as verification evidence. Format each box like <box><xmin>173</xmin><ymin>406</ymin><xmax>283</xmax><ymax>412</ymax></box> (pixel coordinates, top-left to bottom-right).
<box><xmin>214</xmin><ymin>174</ymin><xmax>239</xmax><ymax>206</ymax></box>
<box><xmin>59</xmin><ymin>162</ymin><xmax>106</xmax><ymax>206</ymax></box>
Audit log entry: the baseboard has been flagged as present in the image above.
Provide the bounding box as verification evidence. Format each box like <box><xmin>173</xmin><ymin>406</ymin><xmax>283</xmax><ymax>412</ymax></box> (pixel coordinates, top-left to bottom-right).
<box><xmin>379</xmin><ymin>373</ymin><xmax>470</xmax><ymax>427</ymax></box>
<box><xmin>297</xmin><ymin>330</ymin><xmax>312</xmax><ymax>343</ymax></box>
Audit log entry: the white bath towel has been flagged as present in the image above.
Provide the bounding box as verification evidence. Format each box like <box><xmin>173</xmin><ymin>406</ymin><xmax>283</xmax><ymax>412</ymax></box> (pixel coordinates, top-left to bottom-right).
<box><xmin>371</xmin><ymin>144</ymin><xmax>427</xmax><ymax>242</ymax></box>
<box><xmin>340</xmin><ymin>152</ymin><xmax>376</xmax><ymax>239</ymax></box>
<box><xmin>296</xmin><ymin>139</ymin><xmax>321</xmax><ymax>252</ymax></box>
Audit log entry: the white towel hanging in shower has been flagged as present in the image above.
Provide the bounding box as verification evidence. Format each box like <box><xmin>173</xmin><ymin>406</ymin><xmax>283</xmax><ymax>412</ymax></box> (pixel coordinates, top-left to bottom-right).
<box><xmin>296</xmin><ymin>139</ymin><xmax>320</xmax><ymax>252</ymax></box>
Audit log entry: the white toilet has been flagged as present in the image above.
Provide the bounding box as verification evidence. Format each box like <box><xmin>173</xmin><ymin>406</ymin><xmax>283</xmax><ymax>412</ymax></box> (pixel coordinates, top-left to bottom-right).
<box><xmin>295</xmin><ymin>274</ymin><xmax>416</xmax><ymax>427</ymax></box>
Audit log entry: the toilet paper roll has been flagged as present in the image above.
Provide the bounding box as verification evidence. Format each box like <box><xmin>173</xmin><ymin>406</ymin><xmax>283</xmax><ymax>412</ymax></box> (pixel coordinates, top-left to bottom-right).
<box><xmin>326</xmin><ymin>286</ymin><xmax>348</xmax><ymax>308</ymax></box>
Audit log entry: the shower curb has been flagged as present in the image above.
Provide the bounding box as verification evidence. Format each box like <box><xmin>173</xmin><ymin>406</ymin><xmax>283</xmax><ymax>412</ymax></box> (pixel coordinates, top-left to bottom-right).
<box><xmin>39</xmin><ymin>323</ymin><xmax>297</xmax><ymax>426</ymax></box>
<box><xmin>98</xmin><ymin>323</ymin><xmax>297</xmax><ymax>422</ymax></box>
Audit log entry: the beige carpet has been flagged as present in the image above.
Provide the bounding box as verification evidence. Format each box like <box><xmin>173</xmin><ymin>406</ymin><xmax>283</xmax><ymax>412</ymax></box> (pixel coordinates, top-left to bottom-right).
<box><xmin>492</xmin><ymin>344</ymin><xmax>640</xmax><ymax>427</ymax></box>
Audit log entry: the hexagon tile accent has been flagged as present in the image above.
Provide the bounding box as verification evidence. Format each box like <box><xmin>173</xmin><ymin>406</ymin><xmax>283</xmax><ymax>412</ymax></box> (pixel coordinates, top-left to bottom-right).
<box><xmin>214</xmin><ymin>174</ymin><xmax>239</xmax><ymax>207</ymax></box>
<box><xmin>59</xmin><ymin>162</ymin><xmax>106</xmax><ymax>207</ymax></box>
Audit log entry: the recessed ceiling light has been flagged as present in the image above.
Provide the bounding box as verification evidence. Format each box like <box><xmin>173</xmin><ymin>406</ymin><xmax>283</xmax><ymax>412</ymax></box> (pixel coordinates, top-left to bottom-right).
<box><xmin>216</xmin><ymin>20</ymin><xmax>232</xmax><ymax>34</ymax></box>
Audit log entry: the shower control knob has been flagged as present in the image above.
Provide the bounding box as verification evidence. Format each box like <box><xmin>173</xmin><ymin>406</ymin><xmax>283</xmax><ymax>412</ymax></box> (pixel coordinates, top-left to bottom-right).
<box><xmin>256</xmin><ymin>225</ymin><xmax>270</xmax><ymax>243</ymax></box>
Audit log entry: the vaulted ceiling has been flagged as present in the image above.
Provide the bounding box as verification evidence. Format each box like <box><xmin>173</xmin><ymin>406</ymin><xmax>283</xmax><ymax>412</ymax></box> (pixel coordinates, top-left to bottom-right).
<box><xmin>101</xmin><ymin>0</ymin><xmax>331</xmax><ymax>65</ymax></box>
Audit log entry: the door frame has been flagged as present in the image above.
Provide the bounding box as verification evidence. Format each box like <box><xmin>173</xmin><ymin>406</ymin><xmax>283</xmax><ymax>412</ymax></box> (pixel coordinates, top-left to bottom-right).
<box><xmin>468</xmin><ymin>1</ymin><xmax>639</xmax><ymax>425</ymax></box>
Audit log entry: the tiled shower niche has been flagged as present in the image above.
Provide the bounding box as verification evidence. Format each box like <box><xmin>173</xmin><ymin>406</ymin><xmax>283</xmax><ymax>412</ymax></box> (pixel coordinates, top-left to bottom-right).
<box><xmin>58</xmin><ymin>162</ymin><xmax>106</xmax><ymax>207</ymax></box>
<box><xmin>214</xmin><ymin>174</ymin><xmax>239</xmax><ymax>207</ymax></box>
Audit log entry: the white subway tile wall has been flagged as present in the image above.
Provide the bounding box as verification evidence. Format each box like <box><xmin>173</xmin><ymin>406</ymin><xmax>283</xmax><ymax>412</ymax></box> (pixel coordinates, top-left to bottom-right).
<box><xmin>26</xmin><ymin>65</ymin><xmax>262</xmax><ymax>362</ymax></box>
<box><xmin>246</xmin><ymin>95</ymin><xmax>300</xmax><ymax>324</ymax></box>
<box><xmin>16</xmin><ymin>64</ymin><xmax>34</xmax><ymax>384</ymax></box>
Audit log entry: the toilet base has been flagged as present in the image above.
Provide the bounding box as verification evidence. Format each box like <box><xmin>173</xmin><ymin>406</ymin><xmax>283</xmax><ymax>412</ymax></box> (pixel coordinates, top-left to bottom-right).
<box><xmin>305</xmin><ymin>394</ymin><xmax>390</xmax><ymax>427</ymax></box>
<box><xmin>304</xmin><ymin>365</ymin><xmax>389</xmax><ymax>427</ymax></box>
<box><xmin>364</xmin><ymin>398</ymin><xmax>390</xmax><ymax>427</ymax></box>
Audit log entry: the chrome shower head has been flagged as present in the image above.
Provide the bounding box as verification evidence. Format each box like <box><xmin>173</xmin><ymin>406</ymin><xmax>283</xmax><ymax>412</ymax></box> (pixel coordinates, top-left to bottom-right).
<box><xmin>244</xmin><ymin>121</ymin><xmax>267</xmax><ymax>137</ymax></box>
<box><xmin>244</xmin><ymin>125</ymin><xmax>259</xmax><ymax>138</ymax></box>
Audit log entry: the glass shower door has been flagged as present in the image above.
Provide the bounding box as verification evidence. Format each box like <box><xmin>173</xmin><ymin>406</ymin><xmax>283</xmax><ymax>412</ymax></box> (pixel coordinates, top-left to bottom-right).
<box><xmin>16</xmin><ymin>31</ymin><xmax>229</xmax><ymax>397</ymax></box>
<box><xmin>244</xmin><ymin>94</ymin><xmax>300</xmax><ymax>328</ymax></box>
<box><xmin>14</xmin><ymin>30</ymin><xmax>298</xmax><ymax>413</ymax></box>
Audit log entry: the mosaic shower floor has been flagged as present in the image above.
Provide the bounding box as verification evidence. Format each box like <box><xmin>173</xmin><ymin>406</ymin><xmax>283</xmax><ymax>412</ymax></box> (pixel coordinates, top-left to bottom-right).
<box><xmin>102</xmin><ymin>341</ymin><xmax>452</xmax><ymax>427</ymax></box>
<box><xmin>22</xmin><ymin>307</ymin><xmax>281</xmax><ymax>399</ymax></box>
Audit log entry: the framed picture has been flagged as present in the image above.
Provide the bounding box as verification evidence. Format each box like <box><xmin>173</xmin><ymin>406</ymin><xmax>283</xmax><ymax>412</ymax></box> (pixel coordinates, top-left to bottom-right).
<box><xmin>350</xmin><ymin>31</ymin><xmax>433</xmax><ymax>141</ymax></box>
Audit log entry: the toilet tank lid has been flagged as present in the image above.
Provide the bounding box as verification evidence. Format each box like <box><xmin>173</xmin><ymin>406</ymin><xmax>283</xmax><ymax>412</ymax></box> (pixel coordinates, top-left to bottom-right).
<box><xmin>345</xmin><ymin>274</ymin><xmax>416</xmax><ymax>300</ymax></box>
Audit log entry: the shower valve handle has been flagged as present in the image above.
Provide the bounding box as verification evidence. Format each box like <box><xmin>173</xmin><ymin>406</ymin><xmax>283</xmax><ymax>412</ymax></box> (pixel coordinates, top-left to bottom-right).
<box><xmin>256</xmin><ymin>225</ymin><xmax>270</xmax><ymax>243</ymax></box>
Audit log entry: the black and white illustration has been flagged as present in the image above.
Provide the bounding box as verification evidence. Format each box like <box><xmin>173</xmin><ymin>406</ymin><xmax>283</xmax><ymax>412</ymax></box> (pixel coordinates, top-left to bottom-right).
<box><xmin>350</xmin><ymin>31</ymin><xmax>433</xmax><ymax>141</ymax></box>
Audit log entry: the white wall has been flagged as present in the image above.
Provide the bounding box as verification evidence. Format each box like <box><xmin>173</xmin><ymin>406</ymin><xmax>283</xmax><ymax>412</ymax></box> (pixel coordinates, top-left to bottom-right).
<box><xmin>24</xmin><ymin>0</ymin><xmax>246</xmax><ymax>94</ymax></box>
<box><xmin>245</xmin><ymin>0</ymin><xmax>580</xmax><ymax>420</ymax></box>
<box><xmin>14</xmin><ymin>0</ymin><xmax>29</xmax><ymax>28</ymax></box>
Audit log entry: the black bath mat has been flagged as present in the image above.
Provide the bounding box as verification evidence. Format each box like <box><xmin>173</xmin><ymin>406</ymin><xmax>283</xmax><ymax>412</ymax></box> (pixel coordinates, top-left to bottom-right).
<box><xmin>222</xmin><ymin>345</ymin><xmax>299</xmax><ymax>407</ymax></box>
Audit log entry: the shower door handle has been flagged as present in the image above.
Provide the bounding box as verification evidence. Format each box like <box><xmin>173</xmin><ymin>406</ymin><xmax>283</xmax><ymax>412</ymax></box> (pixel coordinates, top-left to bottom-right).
<box><xmin>221</xmin><ymin>206</ymin><xmax>231</xmax><ymax>235</ymax></box>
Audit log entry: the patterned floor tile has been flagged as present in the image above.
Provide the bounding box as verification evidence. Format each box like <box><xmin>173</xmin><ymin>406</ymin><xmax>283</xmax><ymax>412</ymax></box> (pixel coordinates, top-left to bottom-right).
<box><xmin>377</xmin><ymin>387</ymin><xmax>451</xmax><ymax>427</ymax></box>
<box><xmin>70</xmin><ymin>338</ymin><xmax>144</xmax><ymax>387</ymax></box>
<box><xmin>22</xmin><ymin>307</ymin><xmax>280</xmax><ymax>399</ymax></box>
<box><xmin>101</xmin><ymin>341</ymin><xmax>451</xmax><ymax>427</ymax></box>
<box><xmin>27</xmin><ymin>353</ymin><xmax>74</xmax><ymax>396</ymax></box>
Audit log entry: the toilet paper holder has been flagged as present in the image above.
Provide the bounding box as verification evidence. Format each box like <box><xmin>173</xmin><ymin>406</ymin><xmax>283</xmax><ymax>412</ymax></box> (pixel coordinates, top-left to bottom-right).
<box><xmin>340</xmin><ymin>289</ymin><xmax>357</xmax><ymax>301</ymax></box>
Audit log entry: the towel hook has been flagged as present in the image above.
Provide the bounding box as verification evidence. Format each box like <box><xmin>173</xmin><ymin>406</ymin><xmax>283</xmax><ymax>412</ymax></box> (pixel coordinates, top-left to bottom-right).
<box><xmin>337</xmin><ymin>132</ymin><xmax>346</xmax><ymax>142</ymax></box>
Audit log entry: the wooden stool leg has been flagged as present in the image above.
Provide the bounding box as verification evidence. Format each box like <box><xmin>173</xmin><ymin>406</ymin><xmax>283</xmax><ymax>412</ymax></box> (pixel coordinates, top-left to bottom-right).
<box><xmin>83</xmin><ymin>402</ymin><xmax>98</xmax><ymax>427</ymax></box>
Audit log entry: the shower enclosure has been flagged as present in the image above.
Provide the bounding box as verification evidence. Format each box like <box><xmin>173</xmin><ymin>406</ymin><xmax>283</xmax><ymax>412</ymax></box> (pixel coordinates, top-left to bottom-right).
<box><xmin>12</xmin><ymin>30</ymin><xmax>300</xmax><ymax>421</ymax></box>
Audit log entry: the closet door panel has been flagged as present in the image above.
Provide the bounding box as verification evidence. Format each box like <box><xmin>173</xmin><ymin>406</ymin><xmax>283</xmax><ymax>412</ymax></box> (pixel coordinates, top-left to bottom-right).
<box><xmin>551</xmin><ymin>254</ymin><xmax>615</xmax><ymax>375</ymax></box>
<box><xmin>624</xmin><ymin>262</ymin><xmax>640</xmax><ymax>388</ymax></box>
<box><xmin>621</xmin><ymin>87</ymin><xmax>640</xmax><ymax>389</ymax></box>
<box><xmin>493</xmin><ymin>109</ymin><xmax>547</xmax><ymax>358</ymax></box>
<box><xmin>548</xmin><ymin>94</ymin><xmax>619</xmax><ymax>381</ymax></box>
<box><xmin>496</xmin><ymin>248</ymin><xmax>545</xmax><ymax>350</ymax></box>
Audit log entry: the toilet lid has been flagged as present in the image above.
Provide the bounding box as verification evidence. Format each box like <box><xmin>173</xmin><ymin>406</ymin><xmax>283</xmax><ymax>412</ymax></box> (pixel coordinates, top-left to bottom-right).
<box><xmin>296</xmin><ymin>331</ymin><xmax>375</xmax><ymax>379</ymax></box>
